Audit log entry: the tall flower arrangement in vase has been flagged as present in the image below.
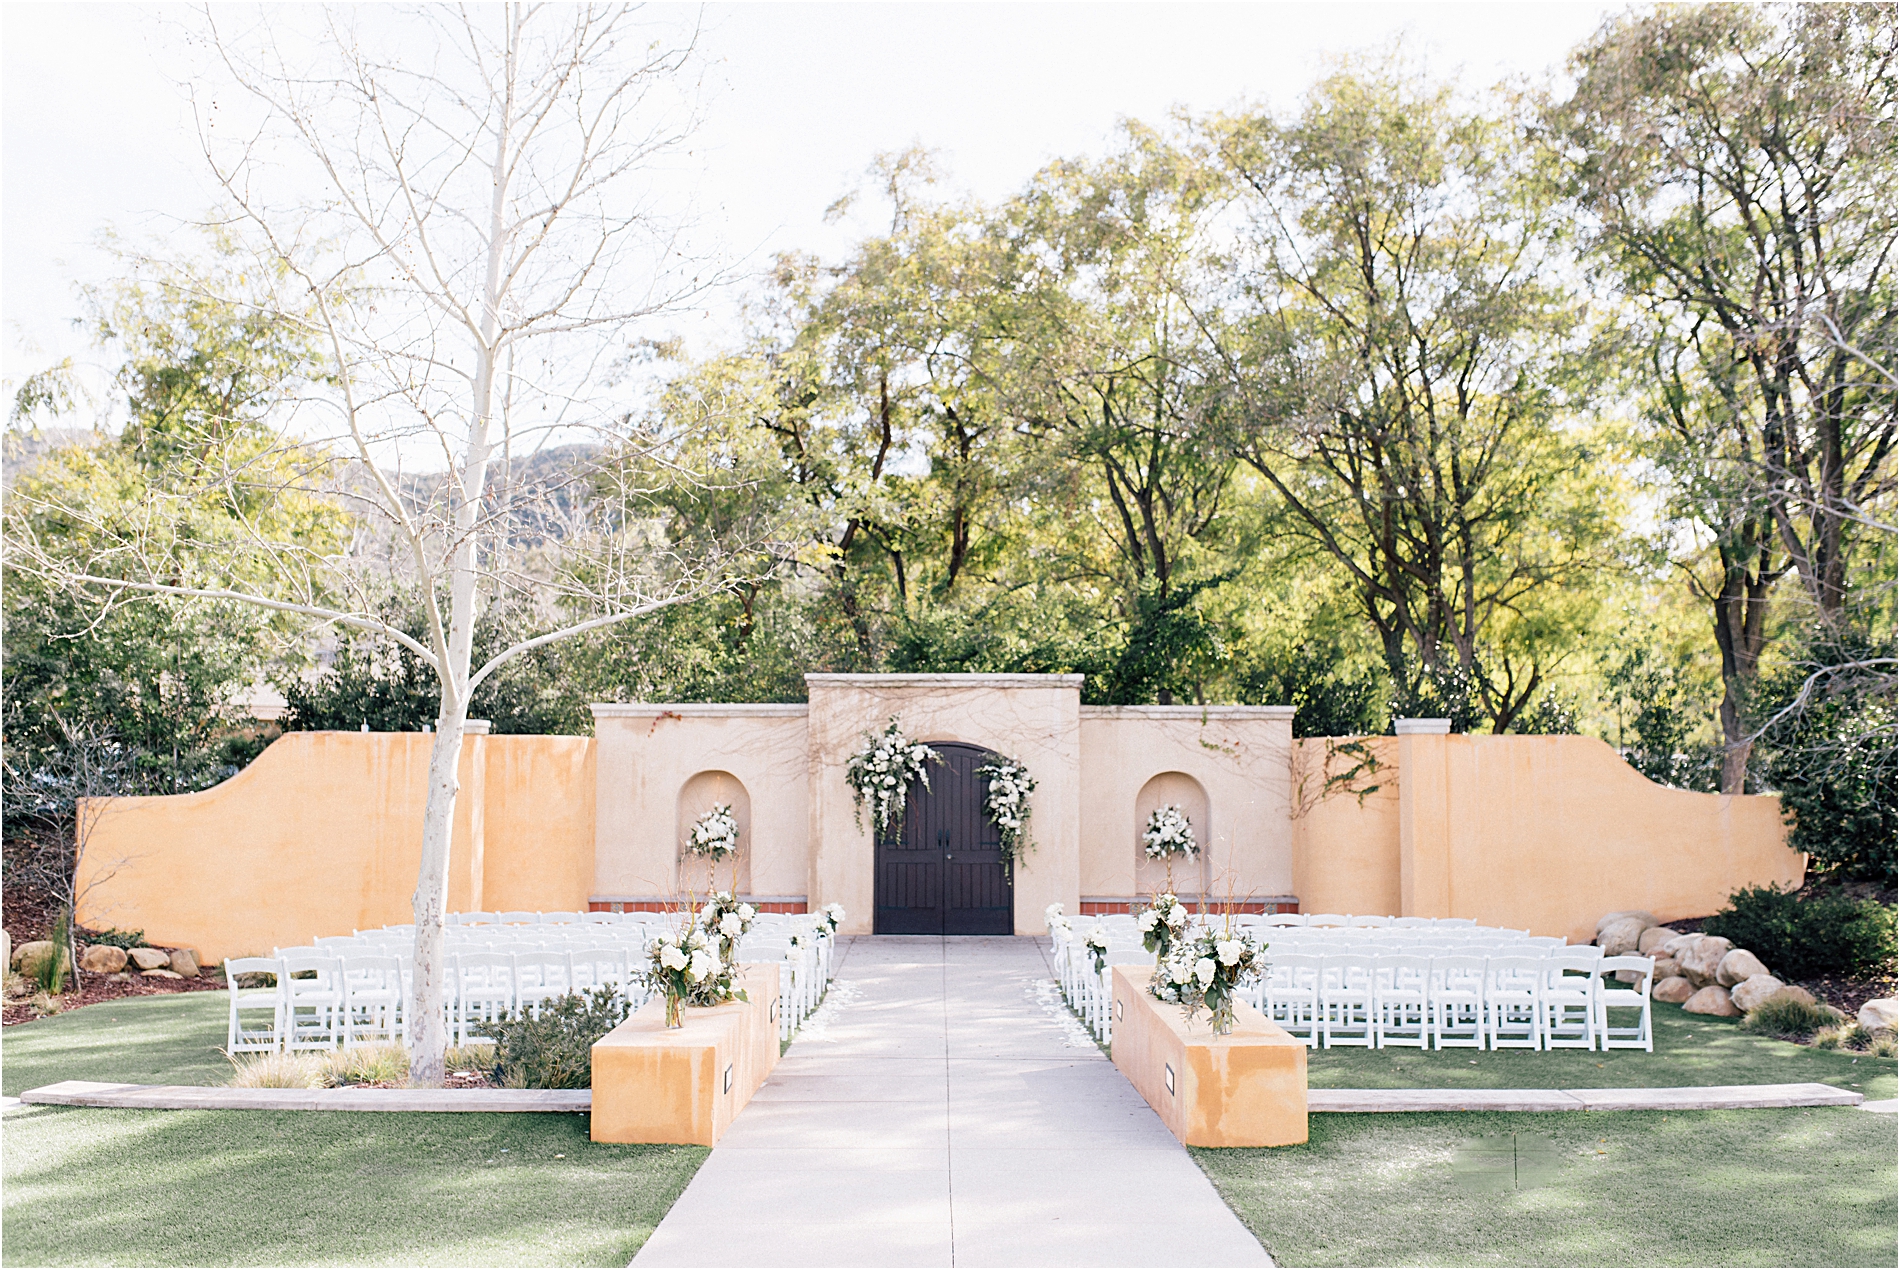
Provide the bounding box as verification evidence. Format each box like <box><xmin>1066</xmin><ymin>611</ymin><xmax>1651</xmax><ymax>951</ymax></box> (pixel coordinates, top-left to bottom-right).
<box><xmin>846</xmin><ymin>718</ymin><xmax>939</xmax><ymax>839</ymax></box>
<box><xmin>684</xmin><ymin>804</ymin><xmax>741</xmax><ymax>893</ymax></box>
<box><xmin>1149</xmin><ymin>922</ymin><xmax>1265</xmax><ymax>1035</ymax></box>
<box><xmin>1137</xmin><ymin>892</ymin><xmax>1190</xmax><ymax>963</ymax></box>
<box><xmin>1142</xmin><ymin>804</ymin><xmax>1198</xmax><ymax>893</ymax></box>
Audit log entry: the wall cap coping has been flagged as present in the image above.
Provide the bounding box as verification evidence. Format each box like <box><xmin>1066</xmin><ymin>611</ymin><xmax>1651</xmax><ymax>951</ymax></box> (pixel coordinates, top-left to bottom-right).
<box><xmin>590</xmin><ymin>703</ymin><xmax>809</xmax><ymax>719</ymax></box>
<box><xmin>1080</xmin><ymin>705</ymin><xmax>1296</xmax><ymax>720</ymax></box>
<box><xmin>804</xmin><ymin>673</ymin><xmax>1086</xmax><ymax>688</ymax></box>
<box><xmin>463</xmin><ymin>719</ymin><xmax>492</xmax><ymax>735</ymax></box>
<box><xmin>1394</xmin><ymin>717</ymin><xmax>1452</xmax><ymax>735</ymax></box>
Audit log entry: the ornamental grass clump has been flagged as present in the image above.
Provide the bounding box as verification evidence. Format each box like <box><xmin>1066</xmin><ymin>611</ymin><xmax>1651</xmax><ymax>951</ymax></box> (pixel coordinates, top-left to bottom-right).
<box><xmin>847</xmin><ymin>718</ymin><xmax>938</xmax><ymax>838</ymax></box>
<box><xmin>975</xmin><ymin>754</ymin><xmax>1036</xmax><ymax>868</ymax></box>
<box><xmin>1150</xmin><ymin>924</ymin><xmax>1266</xmax><ymax>1035</ymax></box>
<box><xmin>1739</xmin><ymin>995</ymin><xmax>1844</xmax><ymax>1039</ymax></box>
<box><xmin>488</xmin><ymin>986</ymin><xmax>633</xmax><ymax>1088</ymax></box>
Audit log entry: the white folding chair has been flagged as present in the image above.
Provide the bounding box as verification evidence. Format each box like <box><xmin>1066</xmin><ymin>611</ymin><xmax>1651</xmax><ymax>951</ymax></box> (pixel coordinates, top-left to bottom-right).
<box><xmin>1597</xmin><ymin>955</ymin><xmax>1655</xmax><ymax>1051</ymax></box>
<box><xmin>538</xmin><ymin>911</ymin><xmax>585</xmax><ymax>925</ymax></box>
<box><xmin>225</xmin><ymin>956</ymin><xmax>285</xmax><ymax>1054</ymax></box>
<box><xmin>1319</xmin><ymin>954</ymin><xmax>1376</xmax><ymax>1048</ymax></box>
<box><xmin>496</xmin><ymin>911</ymin><xmax>539</xmax><ymax>926</ymax></box>
<box><xmin>1431</xmin><ymin>954</ymin><xmax>1488</xmax><ymax>1049</ymax></box>
<box><xmin>1374</xmin><ymin>954</ymin><xmax>1431</xmax><ymax>1048</ymax></box>
<box><xmin>570</xmin><ymin>947</ymin><xmax>627</xmax><ymax>993</ymax></box>
<box><xmin>513</xmin><ymin>950</ymin><xmax>574</xmax><ymax>1015</ymax></box>
<box><xmin>1307</xmin><ymin>913</ymin><xmax>1349</xmax><ymax>928</ymax></box>
<box><xmin>342</xmin><ymin>954</ymin><xmax>406</xmax><ymax>1047</ymax></box>
<box><xmin>1348</xmin><ymin>915</ymin><xmax>1395</xmax><ymax>928</ymax></box>
<box><xmin>453</xmin><ymin>952</ymin><xmax>514</xmax><ymax>1045</ymax></box>
<box><xmin>1540</xmin><ymin>948</ymin><xmax>1602</xmax><ymax>1050</ymax></box>
<box><xmin>279</xmin><ymin>952</ymin><xmax>345</xmax><ymax>1051</ymax></box>
<box><xmin>1485</xmin><ymin>955</ymin><xmax>1543</xmax><ymax>1050</ymax></box>
<box><xmin>1262</xmin><ymin>953</ymin><xmax>1321</xmax><ymax>1047</ymax></box>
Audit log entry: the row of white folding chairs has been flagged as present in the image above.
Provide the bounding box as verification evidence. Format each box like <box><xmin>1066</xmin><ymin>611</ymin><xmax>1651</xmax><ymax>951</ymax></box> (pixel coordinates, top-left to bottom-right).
<box><xmin>233</xmin><ymin>947</ymin><xmax>658</xmax><ymax>1053</ymax></box>
<box><xmin>1243</xmin><ymin>914</ymin><xmax>1483</xmax><ymax>929</ymax></box>
<box><xmin>1249</xmin><ymin>951</ymin><xmax>1655</xmax><ymax>1052</ymax></box>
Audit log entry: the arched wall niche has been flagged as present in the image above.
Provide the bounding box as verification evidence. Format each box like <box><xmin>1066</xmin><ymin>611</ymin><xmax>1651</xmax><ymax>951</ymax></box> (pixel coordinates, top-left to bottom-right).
<box><xmin>677</xmin><ymin>770</ymin><xmax>751</xmax><ymax>894</ymax></box>
<box><xmin>1134</xmin><ymin>771</ymin><xmax>1210</xmax><ymax>897</ymax></box>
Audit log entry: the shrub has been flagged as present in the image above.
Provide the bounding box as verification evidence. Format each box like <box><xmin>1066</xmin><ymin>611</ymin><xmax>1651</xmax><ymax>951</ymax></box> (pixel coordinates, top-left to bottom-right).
<box><xmin>487</xmin><ymin>986</ymin><xmax>632</xmax><ymax>1089</ymax></box>
<box><xmin>1702</xmin><ymin>884</ymin><xmax>1898</xmax><ymax>981</ymax></box>
<box><xmin>82</xmin><ymin>928</ymin><xmax>145</xmax><ymax>950</ymax></box>
<box><xmin>1739</xmin><ymin>995</ymin><xmax>1844</xmax><ymax>1037</ymax></box>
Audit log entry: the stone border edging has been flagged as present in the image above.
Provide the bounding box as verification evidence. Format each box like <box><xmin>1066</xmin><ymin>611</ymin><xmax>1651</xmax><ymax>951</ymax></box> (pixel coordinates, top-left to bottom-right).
<box><xmin>16</xmin><ymin>1080</ymin><xmax>589</xmax><ymax>1112</ymax></box>
<box><xmin>1307</xmin><ymin>1082</ymin><xmax>1863</xmax><ymax>1112</ymax></box>
<box><xmin>15</xmin><ymin>1079</ymin><xmax>1866</xmax><ymax>1116</ymax></box>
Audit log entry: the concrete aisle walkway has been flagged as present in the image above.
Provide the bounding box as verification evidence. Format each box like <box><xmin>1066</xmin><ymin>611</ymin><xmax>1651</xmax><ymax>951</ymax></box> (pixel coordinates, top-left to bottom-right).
<box><xmin>632</xmin><ymin>936</ymin><xmax>1271</xmax><ymax>1268</ymax></box>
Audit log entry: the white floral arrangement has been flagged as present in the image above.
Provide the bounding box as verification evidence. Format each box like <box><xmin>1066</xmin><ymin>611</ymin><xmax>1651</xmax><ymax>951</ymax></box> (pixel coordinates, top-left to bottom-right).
<box><xmin>686</xmin><ymin>804</ymin><xmax>740</xmax><ymax>860</ymax></box>
<box><xmin>975</xmin><ymin>754</ymin><xmax>1036</xmax><ymax>867</ymax></box>
<box><xmin>1149</xmin><ymin>924</ymin><xmax>1265</xmax><ymax>1034</ymax></box>
<box><xmin>646</xmin><ymin>917</ymin><xmax>748</xmax><ymax>1026</ymax></box>
<box><xmin>846</xmin><ymin>718</ymin><xmax>939</xmax><ymax>839</ymax></box>
<box><xmin>1044</xmin><ymin>902</ymin><xmax>1067</xmax><ymax>928</ymax></box>
<box><xmin>698</xmin><ymin>891</ymin><xmax>757</xmax><ymax>964</ymax></box>
<box><xmin>1137</xmin><ymin>892</ymin><xmax>1190</xmax><ymax>962</ymax></box>
<box><xmin>1142</xmin><ymin>804</ymin><xmax>1198</xmax><ymax>861</ymax></box>
<box><xmin>1083</xmin><ymin>924</ymin><xmax>1111</xmax><ymax>975</ymax></box>
<box><xmin>817</xmin><ymin>902</ymin><xmax>846</xmax><ymax>935</ymax></box>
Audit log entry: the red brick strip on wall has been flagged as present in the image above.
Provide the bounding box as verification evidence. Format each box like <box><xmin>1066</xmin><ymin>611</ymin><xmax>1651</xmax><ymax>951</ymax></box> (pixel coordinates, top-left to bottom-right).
<box><xmin>1079</xmin><ymin>897</ymin><xmax>1300</xmax><ymax>916</ymax></box>
<box><xmin>588</xmin><ymin>897</ymin><xmax>809</xmax><ymax>915</ymax></box>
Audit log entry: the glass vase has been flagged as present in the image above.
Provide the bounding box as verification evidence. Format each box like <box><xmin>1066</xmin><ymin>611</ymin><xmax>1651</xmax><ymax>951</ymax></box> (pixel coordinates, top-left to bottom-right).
<box><xmin>664</xmin><ymin>988</ymin><xmax>684</xmax><ymax>1029</ymax></box>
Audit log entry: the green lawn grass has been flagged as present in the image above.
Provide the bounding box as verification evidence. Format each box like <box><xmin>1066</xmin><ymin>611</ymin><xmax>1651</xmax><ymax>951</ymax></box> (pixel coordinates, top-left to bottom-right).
<box><xmin>1193</xmin><ymin>1107</ymin><xmax>1898</xmax><ymax>1267</ymax></box>
<box><xmin>1305</xmin><ymin>1000</ymin><xmax>1898</xmax><ymax>1101</ymax></box>
<box><xmin>2</xmin><ymin>995</ymin><xmax>705</xmax><ymax>1266</ymax></box>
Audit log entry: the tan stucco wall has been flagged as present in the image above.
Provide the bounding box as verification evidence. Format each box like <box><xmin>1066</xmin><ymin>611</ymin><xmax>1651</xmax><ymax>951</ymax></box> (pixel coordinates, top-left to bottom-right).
<box><xmin>591</xmin><ymin>705</ymin><xmax>811</xmax><ymax>902</ymax></box>
<box><xmin>1292</xmin><ymin>733</ymin><xmax>1801</xmax><ymax>942</ymax></box>
<box><xmin>75</xmin><ymin>731</ymin><xmax>595</xmax><ymax>964</ymax></box>
<box><xmin>805</xmin><ymin>674</ymin><xmax>1084</xmax><ymax>936</ymax></box>
<box><xmin>1290</xmin><ymin>737</ymin><xmax>1402</xmax><ymax>917</ymax></box>
<box><xmin>1078</xmin><ymin>707</ymin><xmax>1296</xmax><ymax>904</ymax></box>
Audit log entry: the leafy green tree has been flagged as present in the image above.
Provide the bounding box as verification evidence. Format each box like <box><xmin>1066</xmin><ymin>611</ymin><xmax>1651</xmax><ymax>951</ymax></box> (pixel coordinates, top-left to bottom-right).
<box><xmin>1560</xmin><ymin>2</ymin><xmax>1897</xmax><ymax>789</ymax></box>
<box><xmin>1205</xmin><ymin>66</ymin><xmax>1620</xmax><ymax>730</ymax></box>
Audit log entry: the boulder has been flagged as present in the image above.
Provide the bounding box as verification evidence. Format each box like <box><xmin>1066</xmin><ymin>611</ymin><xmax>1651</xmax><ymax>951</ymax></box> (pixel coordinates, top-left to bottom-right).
<box><xmin>12</xmin><ymin>940</ymin><xmax>58</xmax><ymax>976</ymax></box>
<box><xmin>140</xmin><ymin>968</ymin><xmax>183</xmax><ymax>980</ymax></box>
<box><xmin>1675</xmin><ymin>935</ymin><xmax>1734</xmax><ymax>987</ymax></box>
<box><xmin>1637</xmin><ymin>926</ymin><xmax>1679</xmax><ymax>956</ymax></box>
<box><xmin>1683</xmin><ymin>985</ymin><xmax>1742</xmax><ymax>1017</ymax></box>
<box><xmin>169</xmin><ymin>949</ymin><xmax>200</xmax><ymax>977</ymax></box>
<box><xmin>1768</xmin><ymin>985</ymin><xmax>1817</xmax><ymax>1009</ymax></box>
<box><xmin>1653</xmin><ymin>976</ymin><xmax>1696</xmax><ymax>1004</ymax></box>
<box><xmin>127</xmin><ymin>947</ymin><xmax>171</xmax><ymax>971</ymax></box>
<box><xmin>1597</xmin><ymin>916</ymin><xmax>1651</xmax><ymax>957</ymax></box>
<box><xmin>1596</xmin><ymin>910</ymin><xmax>1658</xmax><ymax>935</ymax></box>
<box><xmin>1717</xmin><ymin>948</ymin><xmax>1771</xmax><ymax>987</ymax></box>
<box><xmin>1729</xmin><ymin>974</ymin><xmax>1790</xmax><ymax>1013</ymax></box>
<box><xmin>1650</xmin><ymin>956</ymin><xmax>1681</xmax><ymax>982</ymax></box>
<box><xmin>1661</xmin><ymin>933</ymin><xmax>1699</xmax><ymax>957</ymax></box>
<box><xmin>79</xmin><ymin>944</ymin><xmax>129</xmax><ymax>974</ymax></box>
<box><xmin>1858</xmin><ymin>998</ymin><xmax>1898</xmax><ymax>1034</ymax></box>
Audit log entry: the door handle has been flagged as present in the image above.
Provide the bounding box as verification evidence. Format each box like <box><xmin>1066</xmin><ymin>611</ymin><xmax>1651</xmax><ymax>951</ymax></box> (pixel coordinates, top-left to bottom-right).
<box><xmin>945</xmin><ymin>853</ymin><xmax>954</xmax><ymax>860</ymax></box>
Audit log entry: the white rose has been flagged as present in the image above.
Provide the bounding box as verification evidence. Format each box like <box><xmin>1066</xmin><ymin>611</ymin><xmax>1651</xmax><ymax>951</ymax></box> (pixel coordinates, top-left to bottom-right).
<box><xmin>1138</xmin><ymin>910</ymin><xmax>1158</xmax><ymax>931</ymax></box>
<box><xmin>719</xmin><ymin>913</ymin><xmax>743</xmax><ymax>937</ymax></box>
<box><xmin>1195</xmin><ymin>958</ymin><xmax>1217</xmax><ymax>986</ymax></box>
<box><xmin>689</xmin><ymin>949</ymin><xmax>721</xmax><ymax>981</ymax></box>
<box><xmin>739</xmin><ymin>904</ymin><xmax>757</xmax><ymax>921</ymax></box>
<box><xmin>1165</xmin><ymin>904</ymin><xmax>1187</xmax><ymax>928</ymax></box>
<box><xmin>1217</xmin><ymin>940</ymin><xmax>1242</xmax><ymax>966</ymax></box>
<box><xmin>660</xmin><ymin>946</ymin><xmax>688</xmax><ymax>972</ymax></box>
<box><xmin>700</xmin><ymin>903</ymin><xmax>717</xmax><ymax>923</ymax></box>
<box><xmin>688</xmin><ymin>930</ymin><xmax>707</xmax><ymax>950</ymax></box>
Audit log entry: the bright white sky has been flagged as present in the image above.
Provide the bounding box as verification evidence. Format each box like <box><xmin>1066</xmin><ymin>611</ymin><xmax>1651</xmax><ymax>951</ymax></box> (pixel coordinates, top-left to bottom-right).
<box><xmin>2</xmin><ymin>1</ymin><xmax>1618</xmax><ymax>401</ymax></box>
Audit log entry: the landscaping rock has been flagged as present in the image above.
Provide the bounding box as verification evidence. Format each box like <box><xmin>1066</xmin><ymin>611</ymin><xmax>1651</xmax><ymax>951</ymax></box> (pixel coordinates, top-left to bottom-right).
<box><xmin>1858</xmin><ymin>998</ymin><xmax>1898</xmax><ymax>1033</ymax></box>
<box><xmin>107</xmin><ymin>972</ymin><xmax>133</xmax><ymax>983</ymax></box>
<box><xmin>1653</xmin><ymin>976</ymin><xmax>1696</xmax><ymax>1004</ymax></box>
<box><xmin>169</xmin><ymin>949</ymin><xmax>200</xmax><ymax>977</ymax></box>
<box><xmin>1728</xmin><ymin>974</ymin><xmax>1789</xmax><ymax>1013</ymax></box>
<box><xmin>1674</xmin><ymin>935</ymin><xmax>1733</xmax><ymax>986</ymax></box>
<box><xmin>1768</xmin><ymin>985</ymin><xmax>1817</xmax><ymax>1009</ymax></box>
<box><xmin>127</xmin><ymin>947</ymin><xmax>171</xmax><ymax>971</ymax></box>
<box><xmin>1650</xmin><ymin>956</ymin><xmax>1681</xmax><ymax>981</ymax></box>
<box><xmin>79</xmin><ymin>944</ymin><xmax>129</xmax><ymax>974</ymax></box>
<box><xmin>1596</xmin><ymin>910</ymin><xmax>1658</xmax><ymax>935</ymax></box>
<box><xmin>1717</xmin><ymin>948</ymin><xmax>1770</xmax><ymax>987</ymax></box>
<box><xmin>12</xmin><ymin>940</ymin><xmax>57</xmax><ymax>975</ymax></box>
<box><xmin>1637</xmin><ymin>926</ymin><xmax>1678</xmax><ymax>955</ymax></box>
<box><xmin>1597</xmin><ymin>916</ymin><xmax>1651</xmax><ymax>957</ymax></box>
<box><xmin>1683</xmin><ymin>985</ymin><xmax>1742</xmax><ymax>1017</ymax></box>
<box><xmin>140</xmin><ymin>968</ymin><xmax>184</xmax><ymax>980</ymax></box>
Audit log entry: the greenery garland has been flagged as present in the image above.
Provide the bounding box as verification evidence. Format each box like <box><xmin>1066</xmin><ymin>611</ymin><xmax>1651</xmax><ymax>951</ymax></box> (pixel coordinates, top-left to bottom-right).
<box><xmin>846</xmin><ymin>717</ymin><xmax>939</xmax><ymax>839</ymax></box>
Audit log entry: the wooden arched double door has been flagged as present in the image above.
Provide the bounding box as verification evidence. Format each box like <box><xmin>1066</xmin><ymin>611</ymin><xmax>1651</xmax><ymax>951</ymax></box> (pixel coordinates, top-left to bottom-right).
<box><xmin>873</xmin><ymin>743</ymin><xmax>1014</xmax><ymax>935</ymax></box>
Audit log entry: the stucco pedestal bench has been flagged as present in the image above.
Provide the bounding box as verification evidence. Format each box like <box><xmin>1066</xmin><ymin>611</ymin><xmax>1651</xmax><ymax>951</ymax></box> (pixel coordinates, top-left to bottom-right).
<box><xmin>590</xmin><ymin>963</ymin><xmax>780</xmax><ymax>1146</ymax></box>
<box><xmin>1110</xmin><ymin>965</ymin><xmax>1309</xmax><ymax>1147</ymax></box>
